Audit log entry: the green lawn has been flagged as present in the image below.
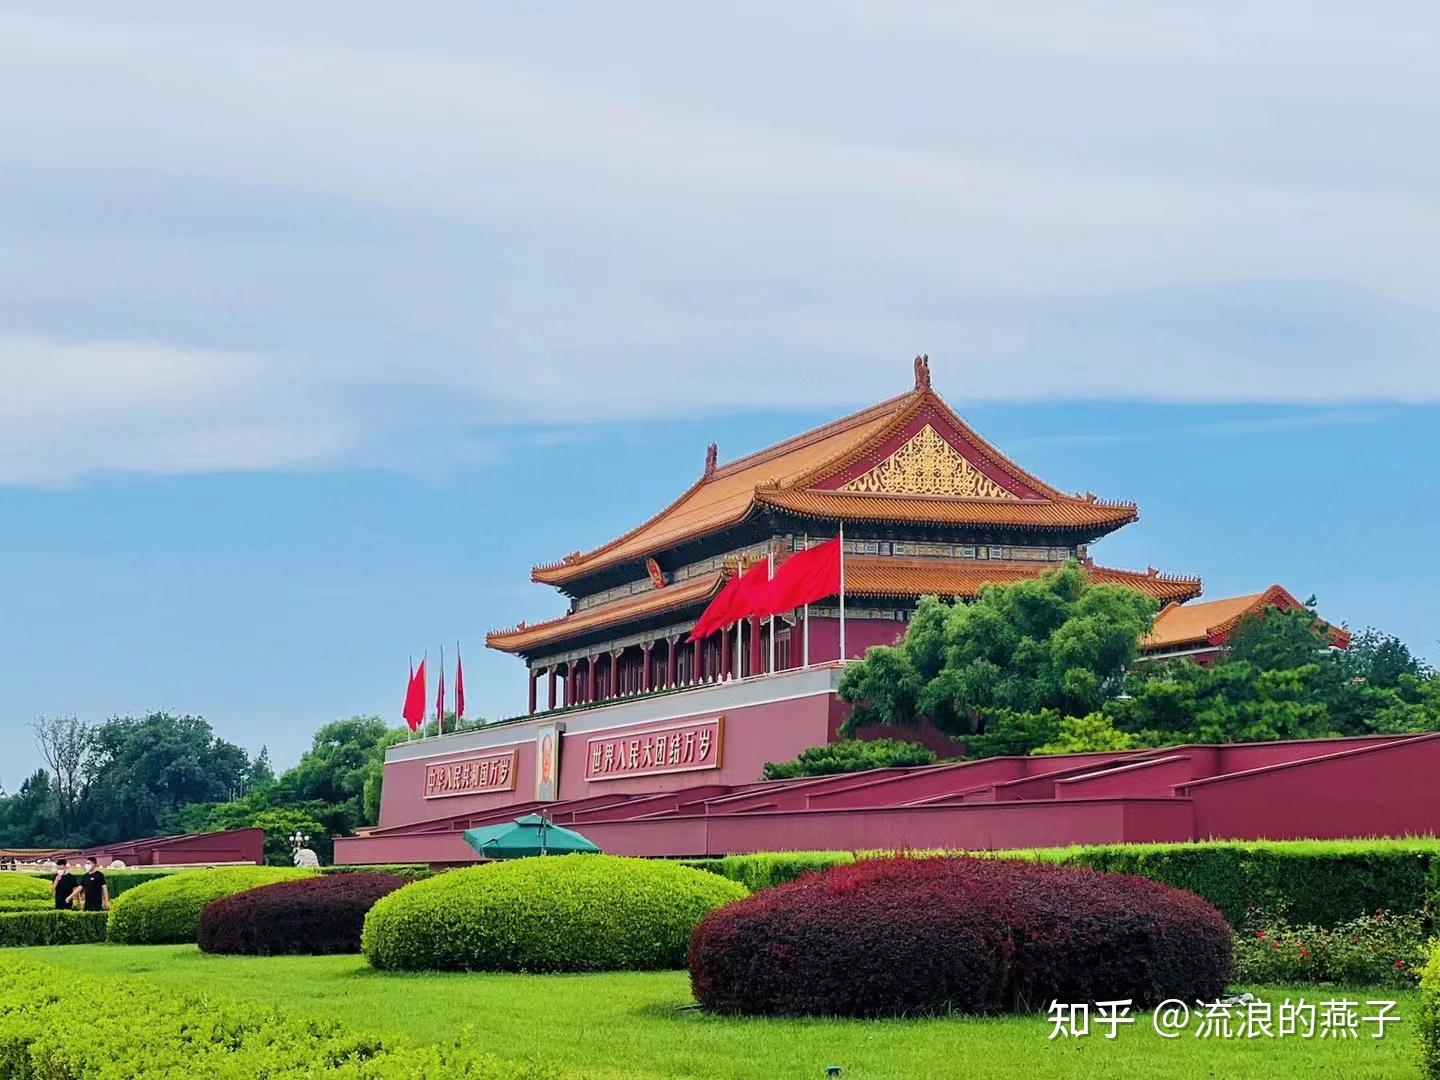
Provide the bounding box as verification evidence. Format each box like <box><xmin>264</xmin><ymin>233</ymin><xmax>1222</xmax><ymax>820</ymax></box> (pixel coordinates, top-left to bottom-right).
<box><xmin>15</xmin><ymin>945</ymin><xmax>1422</xmax><ymax>1080</ymax></box>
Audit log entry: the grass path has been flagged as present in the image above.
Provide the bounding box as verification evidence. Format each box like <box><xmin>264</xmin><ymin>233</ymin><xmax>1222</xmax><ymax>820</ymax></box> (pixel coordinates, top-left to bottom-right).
<box><xmin>14</xmin><ymin>945</ymin><xmax>1421</xmax><ymax>1079</ymax></box>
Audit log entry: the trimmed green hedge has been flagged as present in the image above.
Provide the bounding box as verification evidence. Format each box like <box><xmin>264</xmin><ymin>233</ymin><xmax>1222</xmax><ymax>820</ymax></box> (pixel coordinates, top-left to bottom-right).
<box><xmin>684</xmin><ymin>851</ymin><xmax>858</xmax><ymax>891</ymax></box>
<box><xmin>706</xmin><ymin>839</ymin><xmax>1440</xmax><ymax>927</ymax></box>
<box><xmin>1000</xmin><ymin>838</ymin><xmax>1440</xmax><ymax>927</ymax></box>
<box><xmin>25</xmin><ymin>869</ymin><xmax>184</xmax><ymax>898</ymax></box>
<box><xmin>363</xmin><ymin>854</ymin><xmax>747</xmax><ymax>972</ymax></box>
<box><xmin>29</xmin><ymin>866</ymin><xmax>434</xmax><ymax>895</ymax></box>
<box><xmin>108</xmin><ymin>867</ymin><xmax>314</xmax><ymax>944</ymax></box>
<box><xmin>0</xmin><ymin>902</ymin><xmax>50</xmax><ymax>915</ymax></box>
<box><xmin>0</xmin><ymin>877</ymin><xmax>52</xmax><ymax>904</ymax></box>
<box><xmin>0</xmin><ymin>911</ymin><xmax>108</xmax><ymax>947</ymax></box>
<box><xmin>1422</xmin><ymin>944</ymin><xmax>1440</xmax><ymax>1079</ymax></box>
<box><xmin>0</xmin><ymin>955</ymin><xmax>554</xmax><ymax>1079</ymax></box>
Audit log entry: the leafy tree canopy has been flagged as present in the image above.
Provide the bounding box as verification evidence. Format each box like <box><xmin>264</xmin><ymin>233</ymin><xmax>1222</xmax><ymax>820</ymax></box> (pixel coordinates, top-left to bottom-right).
<box><xmin>838</xmin><ymin>563</ymin><xmax>1156</xmax><ymax>741</ymax></box>
<box><xmin>762</xmin><ymin>738</ymin><xmax>940</xmax><ymax>780</ymax></box>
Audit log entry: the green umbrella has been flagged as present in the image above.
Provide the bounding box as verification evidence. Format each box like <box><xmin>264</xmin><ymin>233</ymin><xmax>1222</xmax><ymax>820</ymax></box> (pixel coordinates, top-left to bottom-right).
<box><xmin>462</xmin><ymin>814</ymin><xmax>601</xmax><ymax>859</ymax></box>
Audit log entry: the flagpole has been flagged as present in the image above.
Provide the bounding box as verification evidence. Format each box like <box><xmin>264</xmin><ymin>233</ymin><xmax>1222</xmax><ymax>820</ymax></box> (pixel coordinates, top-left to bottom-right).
<box><xmin>438</xmin><ymin>643</ymin><xmax>445</xmax><ymax>738</ymax></box>
<box><xmin>767</xmin><ymin>551</ymin><xmax>775</xmax><ymax>675</ymax></box>
<box><xmin>802</xmin><ymin>534</ymin><xmax>810</xmax><ymax>669</ymax></box>
<box><xmin>407</xmin><ymin>655</ymin><xmax>414</xmax><ymax>741</ymax></box>
<box><xmin>838</xmin><ymin>521</ymin><xmax>846</xmax><ymax>663</ymax></box>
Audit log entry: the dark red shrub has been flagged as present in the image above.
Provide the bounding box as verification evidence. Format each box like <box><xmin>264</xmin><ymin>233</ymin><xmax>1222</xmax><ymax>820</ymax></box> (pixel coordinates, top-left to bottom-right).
<box><xmin>199</xmin><ymin>872</ymin><xmax>411</xmax><ymax>955</ymax></box>
<box><xmin>688</xmin><ymin>856</ymin><xmax>1232</xmax><ymax>1017</ymax></box>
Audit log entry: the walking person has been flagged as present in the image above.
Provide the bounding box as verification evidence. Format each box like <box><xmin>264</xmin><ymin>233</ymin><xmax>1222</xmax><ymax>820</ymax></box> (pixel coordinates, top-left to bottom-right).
<box><xmin>52</xmin><ymin>858</ymin><xmax>79</xmax><ymax>910</ymax></box>
<box><xmin>79</xmin><ymin>858</ymin><xmax>109</xmax><ymax>912</ymax></box>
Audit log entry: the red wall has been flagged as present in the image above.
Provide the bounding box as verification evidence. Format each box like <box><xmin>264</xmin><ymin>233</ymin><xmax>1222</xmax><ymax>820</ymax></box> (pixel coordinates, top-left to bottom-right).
<box><xmin>81</xmin><ymin>828</ymin><xmax>265</xmax><ymax>867</ymax></box>
<box><xmin>335</xmin><ymin>798</ymin><xmax>1195</xmax><ymax>863</ymax></box>
<box><xmin>803</xmin><ymin>617</ymin><xmax>905</xmax><ymax>663</ymax></box>
<box><xmin>1183</xmin><ymin>734</ymin><xmax>1440</xmax><ymax>841</ymax></box>
<box><xmin>378</xmin><ymin>691</ymin><xmax>837</xmax><ymax>829</ymax></box>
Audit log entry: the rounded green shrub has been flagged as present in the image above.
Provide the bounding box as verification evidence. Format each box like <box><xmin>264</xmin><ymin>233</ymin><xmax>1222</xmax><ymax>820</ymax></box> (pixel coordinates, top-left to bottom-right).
<box><xmin>1420</xmin><ymin>944</ymin><xmax>1440</xmax><ymax>1079</ymax></box>
<box><xmin>0</xmin><ymin>877</ymin><xmax>52</xmax><ymax>904</ymax></box>
<box><xmin>362</xmin><ymin>854</ymin><xmax>747</xmax><ymax>972</ymax></box>
<box><xmin>107</xmin><ymin>866</ymin><xmax>313</xmax><ymax>944</ymax></box>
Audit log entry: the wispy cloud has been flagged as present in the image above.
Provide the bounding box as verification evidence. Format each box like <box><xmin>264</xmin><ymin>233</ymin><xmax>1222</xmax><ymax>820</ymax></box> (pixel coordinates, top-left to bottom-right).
<box><xmin>0</xmin><ymin>335</ymin><xmax>355</xmax><ymax>485</ymax></box>
<box><xmin>1</xmin><ymin>4</ymin><xmax>1438</xmax><ymax>485</ymax></box>
<box><xmin>1006</xmin><ymin>408</ymin><xmax>1392</xmax><ymax>450</ymax></box>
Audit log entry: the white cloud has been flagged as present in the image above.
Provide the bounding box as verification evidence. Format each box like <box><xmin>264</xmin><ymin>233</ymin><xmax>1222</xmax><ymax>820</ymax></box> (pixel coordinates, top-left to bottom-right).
<box><xmin>0</xmin><ymin>336</ymin><xmax>355</xmax><ymax>485</ymax></box>
<box><xmin>0</xmin><ymin>2</ymin><xmax>1438</xmax><ymax>485</ymax></box>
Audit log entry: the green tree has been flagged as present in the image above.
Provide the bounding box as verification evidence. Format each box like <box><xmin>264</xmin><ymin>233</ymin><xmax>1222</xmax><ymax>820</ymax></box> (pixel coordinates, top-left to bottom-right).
<box><xmin>357</xmin><ymin>712</ymin><xmax>490</xmax><ymax>826</ymax></box>
<box><xmin>838</xmin><ymin>563</ymin><xmax>1156</xmax><ymax>753</ymax></box>
<box><xmin>85</xmin><ymin>712</ymin><xmax>253</xmax><ymax>843</ymax></box>
<box><xmin>1224</xmin><ymin>600</ymin><xmax>1335</xmax><ymax>672</ymax></box>
<box><xmin>29</xmin><ymin>715</ymin><xmax>95</xmax><ymax>843</ymax></box>
<box><xmin>1111</xmin><ymin>611</ymin><xmax>1440</xmax><ymax>746</ymax></box>
<box><xmin>273</xmin><ymin>716</ymin><xmax>391</xmax><ymax>836</ymax></box>
<box><xmin>762</xmin><ymin>738</ymin><xmax>939</xmax><ymax>780</ymax></box>
<box><xmin>168</xmin><ymin>789</ymin><xmax>332</xmax><ymax>865</ymax></box>
<box><xmin>959</xmin><ymin>709</ymin><xmax>1064</xmax><ymax>759</ymax></box>
<box><xmin>0</xmin><ymin>770</ymin><xmax>60</xmax><ymax>848</ymax></box>
<box><xmin>1107</xmin><ymin>657</ymin><xmax>1331</xmax><ymax>745</ymax></box>
<box><xmin>246</xmin><ymin>747</ymin><xmax>276</xmax><ymax>790</ymax></box>
<box><xmin>1033</xmin><ymin>712</ymin><xmax>1136</xmax><ymax>755</ymax></box>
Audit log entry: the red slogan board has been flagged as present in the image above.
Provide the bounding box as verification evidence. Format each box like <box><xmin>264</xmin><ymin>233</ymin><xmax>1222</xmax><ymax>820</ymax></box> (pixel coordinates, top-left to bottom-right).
<box><xmin>586</xmin><ymin>717</ymin><xmax>723</xmax><ymax>781</ymax></box>
<box><xmin>423</xmin><ymin>749</ymin><xmax>518</xmax><ymax>799</ymax></box>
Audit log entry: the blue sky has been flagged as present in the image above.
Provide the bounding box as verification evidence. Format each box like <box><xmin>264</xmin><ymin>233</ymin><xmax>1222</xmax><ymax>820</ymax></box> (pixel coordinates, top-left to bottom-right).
<box><xmin>1</xmin><ymin>3</ymin><xmax>1438</xmax><ymax>783</ymax></box>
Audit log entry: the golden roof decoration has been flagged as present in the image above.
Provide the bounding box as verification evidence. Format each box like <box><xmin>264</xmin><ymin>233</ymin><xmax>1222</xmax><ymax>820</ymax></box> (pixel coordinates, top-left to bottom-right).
<box><xmin>838</xmin><ymin>424</ymin><xmax>1019</xmax><ymax>499</ymax></box>
<box><xmin>531</xmin><ymin>361</ymin><xmax>1139</xmax><ymax>586</ymax></box>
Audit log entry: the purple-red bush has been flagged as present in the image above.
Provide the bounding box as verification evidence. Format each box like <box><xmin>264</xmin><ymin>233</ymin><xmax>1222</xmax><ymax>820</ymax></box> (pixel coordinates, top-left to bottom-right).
<box><xmin>688</xmin><ymin>856</ymin><xmax>1232</xmax><ymax>1017</ymax></box>
<box><xmin>199</xmin><ymin>872</ymin><xmax>411</xmax><ymax>955</ymax></box>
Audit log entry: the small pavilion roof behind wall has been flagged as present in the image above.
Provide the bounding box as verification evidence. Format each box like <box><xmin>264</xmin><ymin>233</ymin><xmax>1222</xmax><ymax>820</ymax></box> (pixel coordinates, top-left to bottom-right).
<box><xmin>1144</xmin><ymin>584</ymin><xmax>1350</xmax><ymax>650</ymax></box>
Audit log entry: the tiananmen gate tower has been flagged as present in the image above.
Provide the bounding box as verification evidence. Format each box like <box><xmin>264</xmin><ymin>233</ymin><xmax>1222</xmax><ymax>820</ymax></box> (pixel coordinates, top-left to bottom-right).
<box><xmin>488</xmin><ymin>353</ymin><xmax>1199</xmax><ymax>705</ymax></box>
<box><xmin>336</xmin><ymin>357</ymin><xmax>1437</xmax><ymax>866</ymax></box>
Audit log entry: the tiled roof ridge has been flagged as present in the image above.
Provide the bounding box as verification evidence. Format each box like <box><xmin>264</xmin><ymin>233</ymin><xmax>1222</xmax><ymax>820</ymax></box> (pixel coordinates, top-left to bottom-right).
<box><xmin>752</xmin><ymin>488</ymin><xmax>1140</xmax><ymax>530</ymax></box>
<box><xmin>530</xmin><ymin>387</ymin><xmax>919</xmax><ymax>581</ymax></box>
<box><xmin>709</xmin><ymin>387</ymin><xmax>917</xmax><ymax>481</ymax></box>
<box><xmin>1082</xmin><ymin>559</ymin><xmax>1204</xmax><ymax>586</ymax></box>
<box><xmin>531</xmin><ymin>470</ymin><xmax>712</xmax><ymax>579</ymax></box>
<box><xmin>768</xmin><ymin>386</ymin><xmax>1137</xmax><ymax>509</ymax></box>
<box><xmin>1205</xmin><ymin>584</ymin><xmax>1301</xmax><ymax>637</ymax></box>
<box><xmin>488</xmin><ymin>569</ymin><xmax>730</xmax><ymax>651</ymax></box>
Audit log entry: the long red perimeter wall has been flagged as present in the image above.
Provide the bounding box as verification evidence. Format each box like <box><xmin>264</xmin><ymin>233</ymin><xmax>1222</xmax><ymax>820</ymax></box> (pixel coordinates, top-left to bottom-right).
<box><xmin>336</xmin><ymin>665</ymin><xmax>1440</xmax><ymax>864</ymax></box>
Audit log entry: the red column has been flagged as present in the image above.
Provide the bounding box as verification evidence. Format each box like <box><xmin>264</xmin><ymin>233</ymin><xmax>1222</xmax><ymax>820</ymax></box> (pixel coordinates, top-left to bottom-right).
<box><xmin>666</xmin><ymin>637</ymin><xmax>678</xmax><ymax>688</ymax></box>
<box><xmin>749</xmin><ymin>616</ymin><xmax>761</xmax><ymax>676</ymax></box>
<box><xmin>720</xmin><ymin>626</ymin><xmax>731</xmax><ymax>679</ymax></box>
<box><xmin>693</xmin><ymin>637</ymin><xmax>704</xmax><ymax>683</ymax></box>
<box><xmin>547</xmin><ymin>666</ymin><xmax>557</xmax><ymax>710</ymax></box>
<box><xmin>642</xmin><ymin>642</ymin><xmax>654</xmax><ymax>693</ymax></box>
<box><xmin>611</xmin><ymin>650</ymin><xmax>623</xmax><ymax>698</ymax></box>
<box><xmin>586</xmin><ymin>655</ymin><xmax>597</xmax><ymax>702</ymax></box>
<box><xmin>528</xmin><ymin>668</ymin><xmax>537</xmax><ymax>714</ymax></box>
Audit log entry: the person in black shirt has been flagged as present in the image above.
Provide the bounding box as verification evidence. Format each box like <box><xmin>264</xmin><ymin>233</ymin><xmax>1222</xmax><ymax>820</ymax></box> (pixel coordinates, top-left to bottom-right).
<box><xmin>79</xmin><ymin>859</ymin><xmax>109</xmax><ymax>911</ymax></box>
<box><xmin>52</xmin><ymin>859</ymin><xmax>80</xmax><ymax>910</ymax></box>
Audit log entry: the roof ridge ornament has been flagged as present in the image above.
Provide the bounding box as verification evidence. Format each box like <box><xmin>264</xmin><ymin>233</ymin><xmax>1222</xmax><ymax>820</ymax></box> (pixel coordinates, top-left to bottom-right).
<box><xmin>913</xmin><ymin>353</ymin><xmax>931</xmax><ymax>390</ymax></box>
<box><xmin>704</xmin><ymin>442</ymin><xmax>718</xmax><ymax>477</ymax></box>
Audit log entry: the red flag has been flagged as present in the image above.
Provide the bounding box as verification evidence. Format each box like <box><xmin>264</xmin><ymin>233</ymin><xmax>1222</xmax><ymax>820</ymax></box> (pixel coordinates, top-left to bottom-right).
<box><xmin>402</xmin><ymin>660</ymin><xmax>415</xmax><ymax>727</ymax></box>
<box><xmin>751</xmin><ymin>537</ymin><xmax>841</xmax><ymax>620</ymax></box>
<box><xmin>454</xmin><ymin>646</ymin><xmax>465</xmax><ymax>720</ymax></box>
<box><xmin>689</xmin><ymin>559</ymin><xmax>771</xmax><ymax>642</ymax></box>
<box><xmin>436</xmin><ymin>651</ymin><xmax>446</xmax><ymax>729</ymax></box>
<box><xmin>403</xmin><ymin>659</ymin><xmax>427</xmax><ymax>731</ymax></box>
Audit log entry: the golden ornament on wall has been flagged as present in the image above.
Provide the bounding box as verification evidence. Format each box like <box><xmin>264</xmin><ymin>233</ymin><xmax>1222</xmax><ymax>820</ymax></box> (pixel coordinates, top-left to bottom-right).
<box><xmin>839</xmin><ymin>425</ymin><xmax>1018</xmax><ymax>499</ymax></box>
